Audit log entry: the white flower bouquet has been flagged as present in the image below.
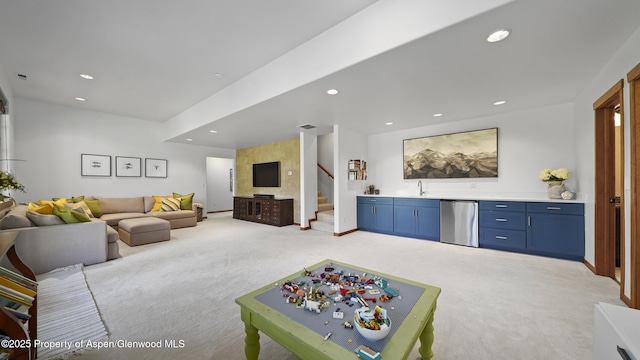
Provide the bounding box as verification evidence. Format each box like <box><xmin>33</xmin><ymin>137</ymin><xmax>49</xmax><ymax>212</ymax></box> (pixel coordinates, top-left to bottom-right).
<box><xmin>539</xmin><ymin>168</ymin><xmax>570</xmax><ymax>182</ymax></box>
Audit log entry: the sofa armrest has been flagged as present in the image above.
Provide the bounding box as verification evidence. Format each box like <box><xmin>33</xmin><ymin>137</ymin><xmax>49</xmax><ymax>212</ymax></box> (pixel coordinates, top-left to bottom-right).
<box><xmin>6</xmin><ymin>220</ymin><xmax>108</xmax><ymax>275</ymax></box>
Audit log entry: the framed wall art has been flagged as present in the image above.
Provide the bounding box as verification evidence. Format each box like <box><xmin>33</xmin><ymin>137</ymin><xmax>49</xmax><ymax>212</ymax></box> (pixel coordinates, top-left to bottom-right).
<box><xmin>116</xmin><ymin>156</ymin><xmax>142</xmax><ymax>177</ymax></box>
<box><xmin>81</xmin><ymin>154</ymin><xmax>111</xmax><ymax>177</ymax></box>
<box><xmin>145</xmin><ymin>158</ymin><xmax>168</xmax><ymax>178</ymax></box>
<box><xmin>403</xmin><ymin>128</ymin><xmax>498</xmax><ymax>179</ymax></box>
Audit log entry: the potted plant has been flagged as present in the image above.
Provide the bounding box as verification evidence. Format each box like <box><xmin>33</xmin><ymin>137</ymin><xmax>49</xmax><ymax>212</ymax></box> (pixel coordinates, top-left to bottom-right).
<box><xmin>539</xmin><ymin>168</ymin><xmax>570</xmax><ymax>199</ymax></box>
<box><xmin>0</xmin><ymin>171</ymin><xmax>26</xmax><ymax>201</ymax></box>
<box><xmin>368</xmin><ymin>184</ymin><xmax>375</xmax><ymax>195</ymax></box>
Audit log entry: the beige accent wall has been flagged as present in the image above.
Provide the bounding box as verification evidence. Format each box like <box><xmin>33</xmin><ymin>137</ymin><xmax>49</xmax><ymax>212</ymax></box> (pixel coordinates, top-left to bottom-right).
<box><xmin>236</xmin><ymin>138</ymin><xmax>300</xmax><ymax>223</ymax></box>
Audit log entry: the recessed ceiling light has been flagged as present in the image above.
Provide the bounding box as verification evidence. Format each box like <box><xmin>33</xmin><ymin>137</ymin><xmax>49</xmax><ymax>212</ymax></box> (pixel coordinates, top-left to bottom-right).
<box><xmin>385</xmin><ymin>122</ymin><xmax>394</xmax><ymax>126</ymax></box>
<box><xmin>186</xmin><ymin>138</ymin><xmax>193</xmax><ymax>142</ymax></box>
<box><xmin>80</xmin><ymin>74</ymin><xmax>94</xmax><ymax>80</ymax></box>
<box><xmin>213</xmin><ymin>73</ymin><xmax>223</xmax><ymax>78</ymax></box>
<box><xmin>433</xmin><ymin>113</ymin><xmax>443</xmax><ymax>117</ymax></box>
<box><xmin>210</xmin><ymin>130</ymin><xmax>218</xmax><ymax>133</ymax></box>
<box><xmin>75</xmin><ymin>97</ymin><xmax>86</xmax><ymax>102</ymax></box>
<box><xmin>487</xmin><ymin>29</ymin><xmax>511</xmax><ymax>43</ymax></box>
<box><xmin>493</xmin><ymin>100</ymin><xmax>507</xmax><ymax>105</ymax></box>
<box><xmin>327</xmin><ymin>89</ymin><xmax>339</xmax><ymax>95</ymax></box>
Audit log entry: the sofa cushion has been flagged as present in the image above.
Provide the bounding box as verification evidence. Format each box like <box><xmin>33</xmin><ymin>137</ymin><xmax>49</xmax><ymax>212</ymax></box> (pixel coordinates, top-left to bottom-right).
<box><xmin>84</xmin><ymin>199</ymin><xmax>103</xmax><ymax>217</ymax></box>
<box><xmin>26</xmin><ymin>211</ymin><xmax>65</xmax><ymax>226</ymax></box>
<box><xmin>0</xmin><ymin>204</ymin><xmax>34</xmax><ymax>229</ymax></box>
<box><xmin>28</xmin><ymin>202</ymin><xmax>54</xmax><ymax>214</ymax></box>
<box><xmin>151</xmin><ymin>195</ymin><xmax>180</xmax><ymax>212</ymax></box>
<box><xmin>53</xmin><ymin>204</ymin><xmax>91</xmax><ymax>224</ymax></box>
<box><xmin>150</xmin><ymin>210</ymin><xmax>195</xmax><ymax>221</ymax></box>
<box><xmin>100</xmin><ymin>212</ymin><xmax>149</xmax><ymax>227</ymax></box>
<box><xmin>64</xmin><ymin>201</ymin><xmax>94</xmax><ymax>218</ymax></box>
<box><xmin>161</xmin><ymin>197</ymin><xmax>180</xmax><ymax>211</ymax></box>
<box><xmin>99</xmin><ymin>197</ymin><xmax>144</xmax><ymax>214</ymax></box>
<box><xmin>173</xmin><ymin>192</ymin><xmax>194</xmax><ymax>210</ymax></box>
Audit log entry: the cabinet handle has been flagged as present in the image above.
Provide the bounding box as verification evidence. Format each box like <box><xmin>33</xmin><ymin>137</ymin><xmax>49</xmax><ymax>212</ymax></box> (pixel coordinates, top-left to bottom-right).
<box><xmin>495</xmin><ymin>218</ymin><xmax>507</xmax><ymax>222</ymax></box>
<box><xmin>495</xmin><ymin>204</ymin><xmax>507</xmax><ymax>208</ymax></box>
<box><xmin>495</xmin><ymin>236</ymin><xmax>508</xmax><ymax>240</ymax></box>
<box><xmin>546</xmin><ymin>206</ymin><xmax>562</xmax><ymax>210</ymax></box>
<box><xmin>415</xmin><ymin>209</ymin><xmax>418</xmax><ymax>217</ymax></box>
<box><xmin>617</xmin><ymin>346</ymin><xmax>631</xmax><ymax>360</ymax></box>
<box><xmin>528</xmin><ymin>216</ymin><xmax>531</xmax><ymax>226</ymax></box>
<box><xmin>371</xmin><ymin>199</ymin><xmax>377</xmax><ymax>202</ymax></box>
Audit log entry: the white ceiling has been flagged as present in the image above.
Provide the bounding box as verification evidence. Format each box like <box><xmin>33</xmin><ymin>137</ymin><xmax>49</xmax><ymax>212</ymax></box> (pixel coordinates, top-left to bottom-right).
<box><xmin>2</xmin><ymin>0</ymin><xmax>640</xmax><ymax>150</ymax></box>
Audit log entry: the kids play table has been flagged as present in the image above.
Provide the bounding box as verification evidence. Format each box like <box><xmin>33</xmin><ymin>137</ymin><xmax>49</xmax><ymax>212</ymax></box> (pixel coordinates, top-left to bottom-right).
<box><xmin>235</xmin><ymin>259</ymin><xmax>441</xmax><ymax>360</ymax></box>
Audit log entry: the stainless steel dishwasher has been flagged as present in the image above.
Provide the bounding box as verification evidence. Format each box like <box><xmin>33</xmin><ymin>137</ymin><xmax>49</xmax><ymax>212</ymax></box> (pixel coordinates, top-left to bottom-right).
<box><xmin>439</xmin><ymin>200</ymin><xmax>479</xmax><ymax>247</ymax></box>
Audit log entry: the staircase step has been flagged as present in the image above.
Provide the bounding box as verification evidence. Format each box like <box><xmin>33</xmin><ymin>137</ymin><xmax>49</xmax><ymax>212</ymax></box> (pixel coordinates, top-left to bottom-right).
<box><xmin>311</xmin><ymin>220</ymin><xmax>334</xmax><ymax>233</ymax></box>
<box><xmin>318</xmin><ymin>196</ymin><xmax>328</xmax><ymax>204</ymax></box>
<box><xmin>317</xmin><ymin>211</ymin><xmax>334</xmax><ymax>224</ymax></box>
<box><xmin>318</xmin><ymin>203</ymin><xmax>334</xmax><ymax>212</ymax></box>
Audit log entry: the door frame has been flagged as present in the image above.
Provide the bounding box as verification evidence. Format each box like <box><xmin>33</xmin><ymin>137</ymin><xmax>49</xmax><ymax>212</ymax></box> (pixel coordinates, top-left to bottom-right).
<box><xmin>593</xmin><ymin>80</ymin><xmax>626</xmax><ymax>301</ymax></box>
<box><xmin>628</xmin><ymin>63</ymin><xmax>640</xmax><ymax>309</ymax></box>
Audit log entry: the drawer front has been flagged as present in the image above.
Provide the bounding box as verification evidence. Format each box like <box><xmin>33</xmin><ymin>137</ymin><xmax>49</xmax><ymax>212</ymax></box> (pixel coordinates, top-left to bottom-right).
<box><xmin>357</xmin><ymin>197</ymin><xmax>393</xmax><ymax>205</ymax></box>
<box><xmin>394</xmin><ymin>198</ymin><xmax>439</xmax><ymax>208</ymax></box>
<box><xmin>480</xmin><ymin>228</ymin><xmax>526</xmax><ymax>250</ymax></box>
<box><xmin>479</xmin><ymin>201</ymin><xmax>526</xmax><ymax>212</ymax></box>
<box><xmin>526</xmin><ymin>202</ymin><xmax>584</xmax><ymax>215</ymax></box>
<box><xmin>480</xmin><ymin>211</ymin><xmax>526</xmax><ymax>230</ymax></box>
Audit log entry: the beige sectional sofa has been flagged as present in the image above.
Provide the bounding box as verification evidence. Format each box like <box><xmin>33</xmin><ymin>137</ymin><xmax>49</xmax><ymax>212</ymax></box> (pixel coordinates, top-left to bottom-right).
<box><xmin>0</xmin><ymin>195</ymin><xmax>197</xmax><ymax>274</ymax></box>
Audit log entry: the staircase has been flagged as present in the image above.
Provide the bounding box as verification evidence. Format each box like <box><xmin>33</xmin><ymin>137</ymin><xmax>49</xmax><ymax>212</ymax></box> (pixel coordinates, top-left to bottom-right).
<box><xmin>317</xmin><ymin>192</ymin><xmax>334</xmax><ymax>213</ymax></box>
<box><xmin>311</xmin><ymin>192</ymin><xmax>334</xmax><ymax>233</ymax></box>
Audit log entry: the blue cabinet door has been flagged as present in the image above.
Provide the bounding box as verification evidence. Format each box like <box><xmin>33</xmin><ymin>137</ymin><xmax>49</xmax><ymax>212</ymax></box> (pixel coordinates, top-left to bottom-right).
<box><xmin>375</xmin><ymin>204</ymin><xmax>394</xmax><ymax>233</ymax></box>
<box><xmin>394</xmin><ymin>205</ymin><xmax>416</xmax><ymax>235</ymax></box>
<box><xmin>416</xmin><ymin>206</ymin><xmax>440</xmax><ymax>240</ymax></box>
<box><xmin>527</xmin><ymin>213</ymin><xmax>585</xmax><ymax>259</ymax></box>
<box><xmin>357</xmin><ymin>203</ymin><xmax>375</xmax><ymax>230</ymax></box>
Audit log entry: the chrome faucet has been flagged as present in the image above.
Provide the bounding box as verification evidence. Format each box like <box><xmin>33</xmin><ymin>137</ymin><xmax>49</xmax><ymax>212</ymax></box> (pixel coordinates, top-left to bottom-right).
<box><xmin>418</xmin><ymin>180</ymin><xmax>424</xmax><ymax>196</ymax></box>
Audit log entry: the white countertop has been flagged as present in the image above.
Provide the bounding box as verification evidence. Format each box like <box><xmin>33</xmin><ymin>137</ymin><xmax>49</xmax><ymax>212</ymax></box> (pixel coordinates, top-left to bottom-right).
<box><xmin>357</xmin><ymin>192</ymin><xmax>584</xmax><ymax>203</ymax></box>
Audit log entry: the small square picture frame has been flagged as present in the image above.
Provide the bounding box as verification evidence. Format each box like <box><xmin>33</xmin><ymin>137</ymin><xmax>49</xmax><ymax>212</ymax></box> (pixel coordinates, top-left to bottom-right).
<box><xmin>145</xmin><ymin>158</ymin><xmax>168</xmax><ymax>178</ymax></box>
<box><xmin>116</xmin><ymin>156</ymin><xmax>142</xmax><ymax>177</ymax></box>
<box><xmin>81</xmin><ymin>154</ymin><xmax>111</xmax><ymax>177</ymax></box>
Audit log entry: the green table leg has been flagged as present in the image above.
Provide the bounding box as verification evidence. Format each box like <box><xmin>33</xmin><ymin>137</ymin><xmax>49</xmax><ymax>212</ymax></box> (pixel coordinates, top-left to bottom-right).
<box><xmin>244</xmin><ymin>321</ymin><xmax>260</xmax><ymax>360</ymax></box>
<box><xmin>241</xmin><ymin>308</ymin><xmax>260</xmax><ymax>360</ymax></box>
<box><xmin>418</xmin><ymin>304</ymin><xmax>436</xmax><ymax>360</ymax></box>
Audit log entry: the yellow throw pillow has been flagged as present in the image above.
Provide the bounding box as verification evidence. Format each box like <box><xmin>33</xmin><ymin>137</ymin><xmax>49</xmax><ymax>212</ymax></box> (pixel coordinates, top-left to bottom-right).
<box><xmin>28</xmin><ymin>202</ymin><xmax>54</xmax><ymax>215</ymax></box>
<box><xmin>161</xmin><ymin>197</ymin><xmax>180</xmax><ymax>212</ymax></box>
<box><xmin>39</xmin><ymin>198</ymin><xmax>67</xmax><ymax>208</ymax></box>
<box><xmin>173</xmin><ymin>192</ymin><xmax>194</xmax><ymax>210</ymax></box>
<box><xmin>151</xmin><ymin>196</ymin><xmax>165</xmax><ymax>212</ymax></box>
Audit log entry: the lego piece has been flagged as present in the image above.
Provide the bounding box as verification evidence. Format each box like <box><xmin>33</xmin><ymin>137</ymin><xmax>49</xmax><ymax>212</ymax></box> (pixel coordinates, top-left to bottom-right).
<box><xmin>354</xmin><ymin>345</ymin><xmax>381</xmax><ymax>360</ymax></box>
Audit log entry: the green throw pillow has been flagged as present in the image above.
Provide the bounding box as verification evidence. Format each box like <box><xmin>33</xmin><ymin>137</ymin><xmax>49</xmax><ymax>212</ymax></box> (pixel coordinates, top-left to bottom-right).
<box><xmin>173</xmin><ymin>192</ymin><xmax>194</xmax><ymax>210</ymax></box>
<box><xmin>53</xmin><ymin>204</ymin><xmax>91</xmax><ymax>224</ymax></box>
<box><xmin>84</xmin><ymin>199</ymin><xmax>103</xmax><ymax>217</ymax></box>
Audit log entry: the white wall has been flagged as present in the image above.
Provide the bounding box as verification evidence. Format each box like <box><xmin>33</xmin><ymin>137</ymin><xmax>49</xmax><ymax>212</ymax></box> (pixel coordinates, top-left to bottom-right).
<box><xmin>335</xmin><ymin>124</ymin><xmax>368</xmax><ymax>233</ymax></box>
<box><xmin>573</xmin><ymin>25</ymin><xmax>640</xmax><ymax>299</ymax></box>
<box><xmin>300</xmin><ymin>132</ymin><xmax>318</xmax><ymax>228</ymax></box>
<box><xmin>206</xmin><ymin>157</ymin><xmax>234</xmax><ymax>212</ymax></box>
<box><xmin>367</xmin><ymin>103</ymin><xmax>576</xmax><ymax>200</ymax></box>
<box><xmin>318</xmin><ymin>133</ymin><xmax>334</xmax><ymax>204</ymax></box>
<box><xmin>0</xmin><ymin>62</ymin><xmax>15</xmax><ymax>174</ymax></box>
<box><xmin>11</xmin><ymin>98</ymin><xmax>235</xmax><ymax>211</ymax></box>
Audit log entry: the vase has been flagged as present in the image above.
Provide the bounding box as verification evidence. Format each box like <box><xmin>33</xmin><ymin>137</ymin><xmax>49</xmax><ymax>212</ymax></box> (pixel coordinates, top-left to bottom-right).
<box><xmin>547</xmin><ymin>181</ymin><xmax>565</xmax><ymax>199</ymax></box>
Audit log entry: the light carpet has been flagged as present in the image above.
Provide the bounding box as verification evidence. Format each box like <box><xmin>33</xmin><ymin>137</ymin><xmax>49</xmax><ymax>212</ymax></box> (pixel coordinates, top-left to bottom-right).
<box><xmin>36</xmin><ymin>264</ymin><xmax>108</xmax><ymax>360</ymax></box>
<box><xmin>71</xmin><ymin>213</ymin><xmax>624</xmax><ymax>359</ymax></box>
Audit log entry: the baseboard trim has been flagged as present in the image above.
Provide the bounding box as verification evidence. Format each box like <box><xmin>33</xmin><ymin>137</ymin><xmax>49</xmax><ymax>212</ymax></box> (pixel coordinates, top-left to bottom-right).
<box><xmin>583</xmin><ymin>258</ymin><xmax>596</xmax><ymax>274</ymax></box>
<box><xmin>334</xmin><ymin>228</ymin><xmax>358</xmax><ymax>237</ymax></box>
<box><xmin>300</xmin><ymin>226</ymin><xmax>310</xmax><ymax>231</ymax></box>
<box><xmin>207</xmin><ymin>210</ymin><xmax>232</xmax><ymax>213</ymax></box>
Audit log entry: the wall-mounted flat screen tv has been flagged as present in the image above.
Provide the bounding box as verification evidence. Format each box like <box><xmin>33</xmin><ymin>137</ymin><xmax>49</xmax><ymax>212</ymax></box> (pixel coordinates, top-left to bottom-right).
<box><xmin>253</xmin><ymin>161</ymin><xmax>280</xmax><ymax>187</ymax></box>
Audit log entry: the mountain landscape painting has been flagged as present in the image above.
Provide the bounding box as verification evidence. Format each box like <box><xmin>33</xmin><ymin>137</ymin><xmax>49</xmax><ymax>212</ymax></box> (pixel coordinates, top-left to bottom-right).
<box><xmin>403</xmin><ymin>128</ymin><xmax>498</xmax><ymax>179</ymax></box>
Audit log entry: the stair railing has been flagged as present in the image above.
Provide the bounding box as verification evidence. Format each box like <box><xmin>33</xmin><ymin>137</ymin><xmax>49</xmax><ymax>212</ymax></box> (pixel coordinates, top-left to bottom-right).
<box><xmin>317</xmin><ymin>163</ymin><xmax>333</xmax><ymax>179</ymax></box>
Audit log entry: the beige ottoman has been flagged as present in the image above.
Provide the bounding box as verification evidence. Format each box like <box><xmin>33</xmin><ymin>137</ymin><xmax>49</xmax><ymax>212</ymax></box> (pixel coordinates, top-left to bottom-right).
<box><xmin>118</xmin><ymin>217</ymin><xmax>170</xmax><ymax>246</ymax></box>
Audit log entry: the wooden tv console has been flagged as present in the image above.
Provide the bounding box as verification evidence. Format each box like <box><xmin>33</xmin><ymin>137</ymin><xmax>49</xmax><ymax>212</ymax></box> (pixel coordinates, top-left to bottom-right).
<box><xmin>233</xmin><ymin>197</ymin><xmax>294</xmax><ymax>227</ymax></box>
